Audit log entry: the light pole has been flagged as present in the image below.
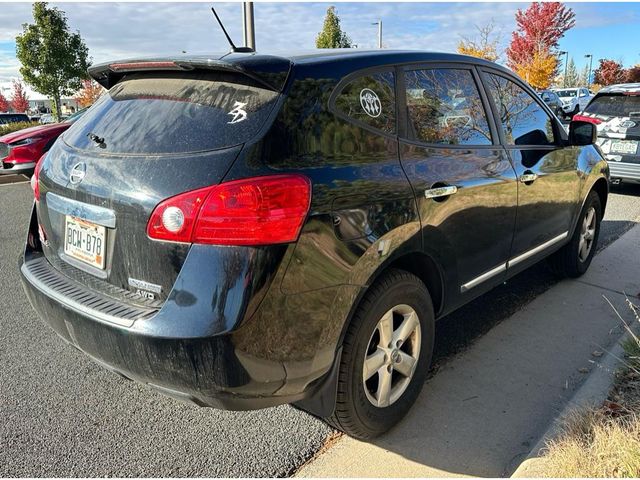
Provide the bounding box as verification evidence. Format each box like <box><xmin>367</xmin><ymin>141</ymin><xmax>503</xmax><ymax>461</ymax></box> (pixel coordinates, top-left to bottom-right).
<box><xmin>372</xmin><ymin>20</ymin><xmax>382</xmax><ymax>49</ymax></box>
<box><xmin>559</xmin><ymin>50</ymin><xmax>569</xmax><ymax>87</ymax></box>
<box><xmin>585</xmin><ymin>54</ymin><xmax>593</xmax><ymax>89</ymax></box>
<box><xmin>242</xmin><ymin>2</ymin><xmax>255</xmax><ymax>51</ymax></box>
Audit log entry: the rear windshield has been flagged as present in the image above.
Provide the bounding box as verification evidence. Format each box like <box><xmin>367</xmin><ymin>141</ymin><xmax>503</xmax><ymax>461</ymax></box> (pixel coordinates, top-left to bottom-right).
<box><xmin>63</xmin><ymin>71</ymin><xmax>279</xmax><ymax>154</ymax></box>
<box><xmin>555</xmin><ymin>89</ymin><xmax>577</xmax><ymax>97</ymax></box>
<box><xmin>584</xmin><ymin>93</ymin><xmax>640</xmax><ymax>118</ymax></box>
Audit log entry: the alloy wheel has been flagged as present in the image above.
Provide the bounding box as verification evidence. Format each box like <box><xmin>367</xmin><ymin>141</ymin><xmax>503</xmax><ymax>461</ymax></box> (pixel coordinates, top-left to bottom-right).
<box><xmin>362</xmin><ymin>304</ymin><xmax>421</xmax><ymax>408</ymax></box>
<box><xmin>578</xmin><ymin>206</ymin><xmax>596</xmax><ymax>262</ymax></box>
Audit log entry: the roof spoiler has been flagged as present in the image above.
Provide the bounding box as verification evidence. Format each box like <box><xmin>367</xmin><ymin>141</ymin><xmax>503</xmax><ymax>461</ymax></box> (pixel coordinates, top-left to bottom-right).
<box><xmin>88</xmin><ymin>55</ymin><xmax>292</xmax><ymax>92</ymax></box>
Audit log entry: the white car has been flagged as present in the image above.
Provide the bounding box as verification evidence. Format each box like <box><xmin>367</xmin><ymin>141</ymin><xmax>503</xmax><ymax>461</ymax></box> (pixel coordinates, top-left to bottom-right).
<box><xmin>552</xmin><ymin>87</ymin><xmax>594</xmax><ymax>119</ymax></box>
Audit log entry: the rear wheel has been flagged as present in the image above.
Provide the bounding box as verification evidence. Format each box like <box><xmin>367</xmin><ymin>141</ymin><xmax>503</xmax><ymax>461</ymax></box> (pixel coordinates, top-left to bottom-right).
<box><xmin>325</xmin><ymin>269</ymin><xmax>434</xmax><ymax>439</ymax></box>
<box><xmin>549</xmin><ymin>190</ymin><xmax>602</xmax><ymax>278</ymax></box>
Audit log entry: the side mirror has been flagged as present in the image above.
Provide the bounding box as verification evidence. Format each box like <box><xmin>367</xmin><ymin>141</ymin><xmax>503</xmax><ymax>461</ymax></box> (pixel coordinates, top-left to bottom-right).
<box><xmin>569</xmin><ymin>120</ymin><xmax>597</xmax><ymax>146</ymax></box>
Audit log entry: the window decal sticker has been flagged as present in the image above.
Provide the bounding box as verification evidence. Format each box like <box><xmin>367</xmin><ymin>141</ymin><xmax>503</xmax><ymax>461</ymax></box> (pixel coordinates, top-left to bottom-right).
<box><xmin>360</xmin><ymin>89</ymin><xmax>382</xmax><ymax>118</ymax></box>
<box><xmin>227</xmin><ymin>101</ymin><xmax>248</xmax><ymax>124</ymax></box>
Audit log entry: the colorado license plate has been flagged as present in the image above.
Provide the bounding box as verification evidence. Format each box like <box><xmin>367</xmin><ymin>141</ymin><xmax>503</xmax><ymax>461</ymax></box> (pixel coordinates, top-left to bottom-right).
<box><xmin>610</xmin><ymin>140</ymin><xmax>638</xmax><ymax>155</ymax></box>
<box><xmin>64</xmin><ymin>216</ymin><xmax>106</xmax><ymax>269</ymax></box>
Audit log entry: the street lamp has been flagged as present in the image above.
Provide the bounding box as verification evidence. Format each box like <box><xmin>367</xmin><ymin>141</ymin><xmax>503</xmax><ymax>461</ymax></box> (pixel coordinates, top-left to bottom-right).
<box><xmin>559</xmin><ymin>50</ymin><xmax>569</xmax><ymax>87</ymax></box>
<box><xmin>372</xmin><ymin>20</ymin><xmax>382</xmax><ymax>49</ymax></box>
<box><xmin>585</xmin><ymin>54</ymin><xmax>593</xmax><ymax>89</ymax></box>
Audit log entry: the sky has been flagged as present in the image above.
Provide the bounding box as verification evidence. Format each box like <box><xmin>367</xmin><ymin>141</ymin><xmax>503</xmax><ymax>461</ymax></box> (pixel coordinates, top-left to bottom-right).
<box><xmin>1</xmin><ymin>1</ymin><xmax>640</xmax><ymax>85</ymax></box>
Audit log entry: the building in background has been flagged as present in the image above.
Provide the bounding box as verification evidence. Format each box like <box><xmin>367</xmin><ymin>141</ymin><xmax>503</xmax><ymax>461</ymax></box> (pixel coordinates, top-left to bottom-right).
<box><xmin>0</xmin><ymin>80</ymin><xmax>80</xmax><ymax>115</ymax></box>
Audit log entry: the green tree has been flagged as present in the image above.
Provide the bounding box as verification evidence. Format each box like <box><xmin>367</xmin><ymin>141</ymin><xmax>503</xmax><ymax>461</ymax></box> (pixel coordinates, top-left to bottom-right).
<box><xmin>563</xmin><ymin>57</ymin><xmax>579</xmax><ymax>87</ymax></box>
<box><xmin>578</xmin><ymin>63</ymin><xmax>590</xmax><ymax>86</ymax></box>
<box><xmin>315</xmin><ymin>6</ymin><xmax>352</xmax><ymax>48</ymax></box>
<box><xmin>16</xmin><ymin>2</ymin><xmax>90</xmax><ymax>121</ymax></box>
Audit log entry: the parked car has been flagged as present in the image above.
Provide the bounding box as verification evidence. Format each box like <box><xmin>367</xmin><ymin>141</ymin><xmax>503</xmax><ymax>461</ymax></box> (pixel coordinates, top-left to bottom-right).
<box><xmin>575</xmin><ymin>82</ymin><xmax>640</xmax><ymax>184</ymax></box>
<box><xmin>20</xmin><ymin>51</ymin><xmax>609</xmax><ymax>439</ymax></box>
<box><xmin>0</xmin><ymin>113</ymin><xmax>30</xmax><ymax>125</ymax></box>
<box><xmin>0</xmin><ymin>108</ymin><xmax>86</xmax><ymax>176</ymax></box>
<box><xmin>39</xmin><ymin>114</ymin><xmax>56</xmax><ymax>124</ymax></box>
<box><xmin>552</xmin><ymin>87</ymin><xmax>593</xmax><ymax>118</ymax></box>
<box><xmin>538</xmin><ymin>89</ymin><xmax>564</xmax><ymax>117</ymax></box>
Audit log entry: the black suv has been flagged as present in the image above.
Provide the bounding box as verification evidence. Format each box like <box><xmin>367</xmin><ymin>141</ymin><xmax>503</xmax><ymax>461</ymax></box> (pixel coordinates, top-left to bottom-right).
<box><xmin>576</xmin><ymin>83</ymin><xmax>640</xmax><ymax>184</ymax></box>
<box><xmin>0</xmin><ymin>113</ymin><xmax>30</xmax><ymax>125</ymax></box>
<box><xmin>20</xmin><ymin>51</ymin><xmax>609</xmax><ymax>439</ymax></box>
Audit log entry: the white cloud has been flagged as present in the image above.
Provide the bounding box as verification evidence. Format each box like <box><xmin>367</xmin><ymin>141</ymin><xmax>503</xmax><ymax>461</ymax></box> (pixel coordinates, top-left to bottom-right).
<box><xmin>0</xmin><ymin>2</ymin><xmax>637</xmax><ymax>84</ymax></box>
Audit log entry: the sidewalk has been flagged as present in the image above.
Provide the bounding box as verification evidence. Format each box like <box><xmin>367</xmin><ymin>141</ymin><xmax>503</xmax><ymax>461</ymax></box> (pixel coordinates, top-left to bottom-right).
<box><xmin>296</xmin><ymin>224</ymin><xmax>640</xmax><ymax>478</ymax></box>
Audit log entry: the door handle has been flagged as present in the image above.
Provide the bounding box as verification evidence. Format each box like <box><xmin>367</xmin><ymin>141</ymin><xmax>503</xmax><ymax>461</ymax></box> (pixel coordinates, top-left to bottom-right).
<box><xmin>425</xmin><ymin>185</ymin><xmax>458</xmax><ymax>199</ymax></box>
<box><xmin>519</xmin><ymin>172</ymin><xmax>538</xmax><ymax>184</ymax></box>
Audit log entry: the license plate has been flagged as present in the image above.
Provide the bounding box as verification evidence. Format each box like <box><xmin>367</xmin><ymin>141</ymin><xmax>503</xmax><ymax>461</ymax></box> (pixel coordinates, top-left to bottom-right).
<box><xmin>64</xmin><ymin>216</ymin><xmax>106</xmax><ymax>269</ymax></box>
<box><xmin>610</xmin><ymin>140</ymin><xmax>638</xmax><ymax>155</ymax></box>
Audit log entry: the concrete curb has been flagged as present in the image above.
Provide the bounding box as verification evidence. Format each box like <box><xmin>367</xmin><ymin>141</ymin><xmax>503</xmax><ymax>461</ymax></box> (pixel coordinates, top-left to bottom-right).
<box><xmin>511</xmin><ymin>328</ymin><xmax>634</xmax><ymax>477</ymax></box>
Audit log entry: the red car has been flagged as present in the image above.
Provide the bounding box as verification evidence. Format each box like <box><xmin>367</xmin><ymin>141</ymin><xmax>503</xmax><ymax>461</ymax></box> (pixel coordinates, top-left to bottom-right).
<box><xmin>0</xmin><ymin>109</ymin><xmax>86</xmax><ymax>176</ymax></box>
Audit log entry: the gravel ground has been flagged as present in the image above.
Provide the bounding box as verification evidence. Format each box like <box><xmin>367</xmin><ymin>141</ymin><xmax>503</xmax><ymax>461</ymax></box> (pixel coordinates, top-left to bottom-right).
<box><xmin>1</xmin><ymin>180</ymin><xmax>639</xmax><ymax>477</ymax></box>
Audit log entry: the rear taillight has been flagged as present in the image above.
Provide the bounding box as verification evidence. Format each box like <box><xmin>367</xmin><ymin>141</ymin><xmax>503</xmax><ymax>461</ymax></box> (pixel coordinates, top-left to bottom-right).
<box><xmin>147</xmin><ymin>174</ymin><xmax>311</xmax><ymax>246</ymax></box>
<box><xmin>572</xmin><ymin>114</ymin><xmax>602</xmax><ymax>125</ymax></box>
<box><xmin>31</xmin><ymin>154</ymin><xmax>46</xmax><ymax>202</ymax></box>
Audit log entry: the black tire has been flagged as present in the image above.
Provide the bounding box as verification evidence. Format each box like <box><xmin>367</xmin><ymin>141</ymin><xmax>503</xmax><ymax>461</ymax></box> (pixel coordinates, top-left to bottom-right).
<box><xmin>325</xmin><ymin>269</ymin><xmax>435</xmax><ymax>439</ymax></box>
<box><xmin>548</xmin><ymin>190</ymin><xmax>602</xmax><ymax>278</ymax></box>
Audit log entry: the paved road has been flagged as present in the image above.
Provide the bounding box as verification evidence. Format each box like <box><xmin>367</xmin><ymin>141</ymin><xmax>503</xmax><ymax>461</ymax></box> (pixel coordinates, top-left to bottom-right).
<box><xmin>1</xmin><ymin>180</ymin><xmax>640</xmax><ymax>477</ymax></box>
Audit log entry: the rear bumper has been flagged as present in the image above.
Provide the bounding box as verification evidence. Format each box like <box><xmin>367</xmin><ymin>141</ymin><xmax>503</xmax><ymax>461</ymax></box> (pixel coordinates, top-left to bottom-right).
<box><xmin>0</xmin><ymin>160</ymin><xmax>36</xmax><ymax>174</ymax></box>
<box><xmin>607</xmin><ymin>161</ymin><xmax>640</xmax><ymax>182</ymax></box>
<box><xmin>19</xmin><ymin>250</ymin><xmax>332</xmax><ymax>410</ymax></box>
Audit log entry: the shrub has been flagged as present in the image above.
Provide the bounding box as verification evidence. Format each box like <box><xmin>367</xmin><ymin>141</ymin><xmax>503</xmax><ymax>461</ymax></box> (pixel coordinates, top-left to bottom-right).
<box><xmin>0</xmin><ymin>121</ymin><xmax>40</xmax><ymax>138</ymax></box>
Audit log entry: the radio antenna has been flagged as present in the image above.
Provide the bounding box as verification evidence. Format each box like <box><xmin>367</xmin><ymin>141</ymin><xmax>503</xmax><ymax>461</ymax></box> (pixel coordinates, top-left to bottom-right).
<box><xmin>211</xmin><ymin>6</ymin><xmax>254</xmax><ymax>53</ymax></box>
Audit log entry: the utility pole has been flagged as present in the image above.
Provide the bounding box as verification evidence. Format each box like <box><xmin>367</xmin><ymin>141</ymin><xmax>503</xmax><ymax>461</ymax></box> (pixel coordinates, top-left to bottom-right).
<box><xmin>559</xmin><ymin>50</ymin><xmax>569</xmax><ymax>87</ymax></box>
<box><xmin>585</xmin><ymin>54</ymin><xmax>593</xmax><ymax>89</ymax></box>
<box><xmin>242</xmin><ymin>2</ymin><xmax>255</xmax><ymax>51</ymax></box>
<box><xmin>372</xmin><ymin>20</ymin><xmax>382</xmax><ymax>49</ymax></box>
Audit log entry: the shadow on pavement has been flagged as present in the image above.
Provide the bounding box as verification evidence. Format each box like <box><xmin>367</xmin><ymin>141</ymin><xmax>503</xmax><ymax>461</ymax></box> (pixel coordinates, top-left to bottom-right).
<box><xmin>359</xmin><ymin>222</ymin><xmax>638</xmax><ymax>477</ymax></box>
<box><xmin>0</xmin><ymin>174</ymin><xmax>29</xmax><ymax>185</ymax></box>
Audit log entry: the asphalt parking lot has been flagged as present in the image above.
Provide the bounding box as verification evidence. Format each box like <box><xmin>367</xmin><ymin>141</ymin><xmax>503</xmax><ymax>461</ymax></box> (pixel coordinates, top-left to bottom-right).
<box><xmin>2</xmin><ymin>175</ymin><xmax>640</xmax><ymax>477</ymax></box>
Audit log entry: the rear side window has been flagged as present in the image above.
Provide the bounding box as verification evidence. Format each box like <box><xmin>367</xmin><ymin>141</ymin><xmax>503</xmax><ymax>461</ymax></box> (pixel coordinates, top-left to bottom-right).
<box><xmin>484</xmin><ymin>73</ymin><xmax>555</xmax><ymax>146</ymax></box>
<box><xmin>585</xmin><ymin>94</ymin><xmax>640</xmax><ymax>118</ymax></box>
<box><xmin>404</xmin><ymin>68</ymin><xmax>492</xmax><ymax>145</ymax></box>
<box><xmin>334</xmin><ymin>71</ymin><xmax>396</xmax><ymax>134</ymax></box>
<box><xmin>63</xmin><ymin>71</ymin><xmax>279</xmax><ymax>155</ymax></box>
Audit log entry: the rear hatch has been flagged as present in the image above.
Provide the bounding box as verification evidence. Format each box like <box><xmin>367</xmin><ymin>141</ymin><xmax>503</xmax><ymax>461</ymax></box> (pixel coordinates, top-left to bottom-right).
<box><xmin>36</xmin><ymin>62</ymin><xmax>288</xmax><ymax>305</ymax></box>
<box><xmin>581</xmin><ymin>91</ymin><xmax>640</xmax><ymax>161</ymax></box>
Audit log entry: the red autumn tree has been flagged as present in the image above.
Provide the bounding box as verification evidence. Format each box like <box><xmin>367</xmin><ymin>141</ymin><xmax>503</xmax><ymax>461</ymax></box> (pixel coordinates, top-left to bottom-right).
<box><xmin>10</xmin><ymin>80</ymin><xmax>30</xmax><ymax>112</ymax></box>
<box><xmin>0</xmin><ymin>91</ymin><xmax>9</xmax><ymax>112</ymax></box>
<box><xmin>626</xmin><ymin>65</ymin><xmax>640</xmax><ymax>83</ymax></box>
<box><xmin>74</xmin><ymin>79</ymin><xmax>104</xmax><ymax>108</ymax></box>
<box><xmin>594</xmin><ymin>59</ymin><xmax>626</xmax><ymax>86</ymax></box>
<box><xmin>507</xmin><ymin>2</ymin><xmax>575</xmax><ymax>77</ymax></box>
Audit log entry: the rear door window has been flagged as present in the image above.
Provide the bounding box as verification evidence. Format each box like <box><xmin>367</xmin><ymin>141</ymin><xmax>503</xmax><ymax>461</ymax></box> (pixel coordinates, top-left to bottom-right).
<box><xmin>585</xmin><ymin>94</ymin><xmax>640</xmax><ymax>118</ymax></box>
<box><xmin>333</xmin><ymin>70</ymin><xmax>396</xmax><ymax>134</ymax></box>
<box><xmin>404</xmin><ymin>68</ymin><xmax>493</xmax><ymax>145</ymax></box>
<box><xmin>63</xmin><ymin>71</ymin><xmax>280</xmax><ymax>155</ymax></box>
<box><xmin>483</xmin><ymin>73</ymin><xmax>555</xmax><ymax>146</ymax></box>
